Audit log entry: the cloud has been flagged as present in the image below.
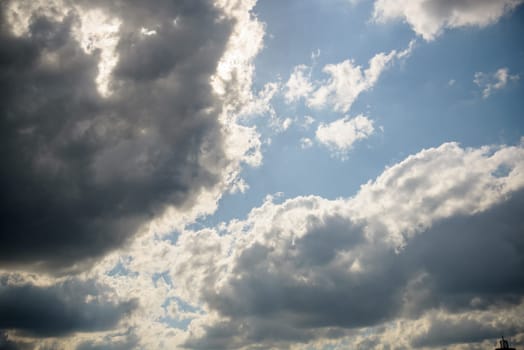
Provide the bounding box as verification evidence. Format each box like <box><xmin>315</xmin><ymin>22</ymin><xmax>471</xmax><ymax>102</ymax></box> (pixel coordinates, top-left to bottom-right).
<box><xmin>352</xmin><ymin>303</ymin><xmax>524</xmax><ymax>350</ymax></box>
<box><xmin>0</xmin><ymin>0</ymin><xmax>270</xmax><ymax>349</ymax></box>
<box><xmin>315</xmin><ymin>115</ymin><xmax>375</xmax><ymax>158</ymax></box>
<box><xmin>75</xmin><ymin>330</ymin><xmax>138</xmax><ymax>350</ymax></box>
<box><xmin>285</xmin><ymin>41</ymin><xmax>414</xmax><ymax>113</ymax></box>
<box><xmin>300</xmin><ymin>137</ymin><xmax>313</xmax><ymax>149</ymax></box>
<box><xmin>0</xmin><ymin>3</ymin><xmax>268</xmax><ymax>349</ymax></box>
<box><xmin>373</xmin><ymin>0</ymin><xmax>524</xmax><ymax>40</ymax></box>
<box><xmin>3</xmin><ymin>1</ymin><xmax>523</xmax><ymax>349</ymax></box>
<box><xmin>474</xmin><ymin>67</ymin><xmax>520</xmax><ymax>98</ymax></box>
<box><xmin>284</xmin><ymin>64</ymin><xmax>314</xmax><ymax>104</ymax></box>
<box><xmin>410</xmin><ymin>314</ymin><xmax>518</xmax><ymax>348</ymax></box>
<box><xmin>0</xmin><ymin>278</ymin><xmax>136</xmax><ymax>338</ymax></box>
<box><xmin>0</xmin><ymin>0</ymin><xmax>259</xmax><ymax>272</ymax></box>
<box><xmin>169</xmin><ymin>141</ymin><xmax>524</xmax><ymax>349</ymax></box>
<box><xmin>0</xmin><ymin>332</ymin><xmax>32</xmax><ymax>350</ymax></box>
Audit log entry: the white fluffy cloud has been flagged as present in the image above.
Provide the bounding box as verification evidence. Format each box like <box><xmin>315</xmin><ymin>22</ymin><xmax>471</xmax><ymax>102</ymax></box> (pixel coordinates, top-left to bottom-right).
<box><xmin>284</xmin><ymin>64</ymin><xmax>314</xmax><ymax>103</ymax></box>
<box><xmin>349</xmin><ymin>141</ymin><xmax>524</xmax><ymax>247</ymax></box>
<box><xmin>373</xmin><ymin>0</ymin><xmax>524</xmax><ymax>40</ymax></box>
<box><xmin>474</xmin><ymin>67</ymin><xmax>520</xmax><ymax>98</ymax></box>
<box><xmin>315</xmin><ymin>115</ymin><xmax>375</xmax><ymax>158</ymax></box>
<box><xmin>285</xmin><ymin>41</ymin><xmax>414</xmax><ymax>113</ymax></box>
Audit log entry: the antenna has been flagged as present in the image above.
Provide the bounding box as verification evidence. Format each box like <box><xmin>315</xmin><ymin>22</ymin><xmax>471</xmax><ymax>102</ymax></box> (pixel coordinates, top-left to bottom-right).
<box><xmin>495</xmin><ymin>336</ymin><xmax>516</xmax><ymax>350</ymax></box>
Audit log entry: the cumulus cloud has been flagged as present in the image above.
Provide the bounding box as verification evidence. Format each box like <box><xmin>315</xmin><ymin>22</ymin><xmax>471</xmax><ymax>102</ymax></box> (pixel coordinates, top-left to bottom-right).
<box><xmin>0</xmin><ymin>1</ymin><xmax>269</xmax><ymax>347</ymax></box>
<box><xmin>163</xmin><ymin>141</ymin><xmax>524</xmax><ymax>349</ymax></box>
<box><xmin>474</xmin><ymin>67</ymin><xmax>520</xmax><ymax>98</ymax></box>
<box><xmin>0</xmin><ymin>1</ymin><xmax>268</xmax><ymax>348</ymax></box>
<box><xmin>0</xmin><ymin>0</ymin><xmax>261</xmax><ymax>272</ymax></box>
<box><xmin>315</xmin><ymin>115</ymin><xmax>375</xmax><ymax>158</ymax></box>
<box><xmin>410</xmin><ymin>313</ymin><xmax>518</xmax><ymax>348</ymax></box>
<box><xmin>284</xmin><ymin>64</ymin><xmax>314</xmax><ymax>103</ymax></box>
<box><xmin>285</xmin><ymin>41</ymin><xmax>414</xmax><ymax>113</ymax></box>
<box><xmin>352</xmin><ymin>303</ymin><xmax>524</xmax><ymax>350</ymax></box>
<box><xmin>0</xmin><ymin>332</ymin><xmax>32</xmax><ymax>350</ymax></box>
<box><xmin>0</xmin><ymin>278</ymin><xmax>136</xmax><ymax>338</ymax></box>
<box><xmin>373</xmin><ymin>0</ymin><xmax>524</xmax><ymax>40</ymax></box>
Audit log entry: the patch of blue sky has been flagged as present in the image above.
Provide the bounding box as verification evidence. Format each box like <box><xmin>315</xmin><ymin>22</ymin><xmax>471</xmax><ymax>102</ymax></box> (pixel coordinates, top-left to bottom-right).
<box><xmin>107</xmin><ymin>259</ymin><xmax>139</xmax><ymax>278</ymax></box>
<box><xmin>162</xmin><ymin>229</ymin><xmax>182</xmax><ymax>244</ymax></box>
<box><xmin>492</xmin><ymin>163</ymin><xmax>514</xmax><ymax>178</ymax></box>
<box><xmin>162</xmin><ymin>297</ymin><xmax>201</xmax><ymax>314</ymax></box>
<box><xmin>366</xmin><ymin>17</ymin><xmax>524</xmax><ymax>152</ymax></box>
<box><xmin>160</xmin><ymin>297</ymin><xmax>202</xmax><ymax>330</ymax></box>
<box><xmin>152</xmin><ymin>271</ymin><xmax>173</xmax><ymax>288</ymax></box>
<box><xmin>189</xmin><ymin>0</ymin><xmax>524</xmax><ymax>230</ymax></box>
<box><xmin>160</xmin><ymin>316</ymin><xmax>192</xmax><ymax>331</ymax></box>
<box><xmin>252</xmin><ymin>0</ymin><xmax>414</xmax><ymax>84</ymax></box>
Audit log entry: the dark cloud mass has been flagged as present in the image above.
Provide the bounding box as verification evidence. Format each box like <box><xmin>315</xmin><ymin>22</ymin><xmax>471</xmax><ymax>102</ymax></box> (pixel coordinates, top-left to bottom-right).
<box><xmin>0</xmin><ymin>279</ymin><xmax>136</xmax><ymax>338</ymax></box>
<box><xmin>0</xmin><ymin>332</ymin><xmax>32</xmax><ymax>350</ymax></box>
<box><xmin>0</xmin><ymin>0</ymin><xmax>233</xmax><ymax>271</ymax></box>
<box><xmin>402</xmin><ymin>190</ymin><xmax>524</xmax><ymax>316</ymax></box>
<box><xmin>206</xmin><ymin>217</ymin><xmax>403</xmax><ymax>329</ymax></box>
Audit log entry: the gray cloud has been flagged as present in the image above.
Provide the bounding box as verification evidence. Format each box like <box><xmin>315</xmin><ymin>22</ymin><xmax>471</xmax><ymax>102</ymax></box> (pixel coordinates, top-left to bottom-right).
<box><xmin>400</xmin><ymin>190</ymin><xmax>524</xmax><ymax>317</ymax></box>
<box><xmin>75</xmin><ymin>328</ymin><xmax>138</xmax><ymax>350</ymax></box>
<box><xmin>0</xmin><ymin>279</ymin><xmax>137</xmax><ymax>338</ymax></box>
<box><xmin>184</xmin><ymin>190</ymin><xmax>524</xmax><ymax>349</ymax></box>
<box><xmin>0</xmin><ymin>0</ymin><xmax>233</xmax><ymax>272</ymax></box>
<box><xmin>205</xmin><ymin>217</ymin><xmax>403</xmax><ymax>329</ymax></box>
<box><xmin>411</xmin><ymin>317</ymin><xmax>516</xmax><ymax>348</ymax></box>
<box><xmin>0</xmin><ymin>332</ymin><xmax>32</xmax><ymax>350</ymax></box>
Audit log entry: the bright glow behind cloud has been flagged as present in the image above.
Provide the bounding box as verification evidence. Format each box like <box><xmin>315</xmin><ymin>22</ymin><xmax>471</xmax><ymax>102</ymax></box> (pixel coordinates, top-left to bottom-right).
<box><xmin>6</xmin><ymin>0</ymin><xmax>121</xmax><ymax>97</ymax></box>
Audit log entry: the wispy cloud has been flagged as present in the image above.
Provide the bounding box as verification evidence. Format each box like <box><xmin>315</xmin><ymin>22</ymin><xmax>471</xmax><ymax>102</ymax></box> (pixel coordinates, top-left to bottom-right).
<box><xmin>474</xmin><ymin>67</ymin><xmax>520</xmax><ymax>98</ymax></box>
<box><xmin>284</xmin><ymin>41</ymin><xmax>415</xmax><ymax>113</ymax></box>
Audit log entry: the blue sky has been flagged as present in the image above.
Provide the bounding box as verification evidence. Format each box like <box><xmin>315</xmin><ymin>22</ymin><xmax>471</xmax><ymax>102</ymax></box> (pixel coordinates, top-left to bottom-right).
<box><xmin>1</xmin><ymin>1</ymin><xmax>524</xmax><ymax>349</ymax></box>
<box><xmin>205</xmin><ymin>1</ymin><xmax>524</xmax><ymax>227</ymax></box>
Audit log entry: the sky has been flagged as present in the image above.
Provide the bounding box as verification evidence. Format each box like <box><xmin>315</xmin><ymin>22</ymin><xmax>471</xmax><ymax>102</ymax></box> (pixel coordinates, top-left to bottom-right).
<box><xmin>0</xmin><ymin>0</ymin><xmax>523</xmax><ymax>349</ymax></box>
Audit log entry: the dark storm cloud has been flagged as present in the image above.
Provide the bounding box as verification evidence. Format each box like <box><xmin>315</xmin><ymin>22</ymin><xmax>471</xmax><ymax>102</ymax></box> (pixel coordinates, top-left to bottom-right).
<box><xmin>0</xmin><ymin>332</ymin><xmax>32</xmax><ymax>350</ymax></box>
<box><xmin>185</xmin><ymin>190</ymin><xmax>524</xmax><ymax>349</ymax></box>
<box><xmin>0</xmin><ymin>0</ymin><xmax>233</xmax><ymax>271</ymax></box>
<box><xmin>0</xmin><ymin>279</ymin><xmax>137</xmax><ymax>337</ymax></box>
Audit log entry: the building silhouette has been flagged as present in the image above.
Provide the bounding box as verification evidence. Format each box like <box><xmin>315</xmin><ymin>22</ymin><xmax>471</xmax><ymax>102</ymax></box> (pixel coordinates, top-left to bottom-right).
<box><xmin>496</xmin><ymin>336</ymin><xmax>516</xmax><ymax>350</ymax></box>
